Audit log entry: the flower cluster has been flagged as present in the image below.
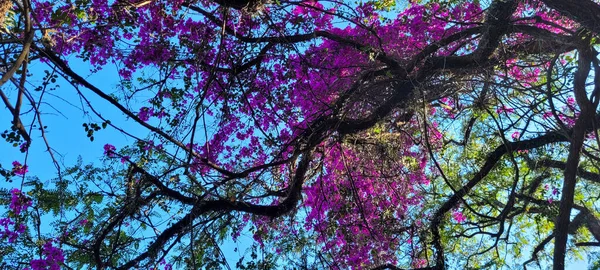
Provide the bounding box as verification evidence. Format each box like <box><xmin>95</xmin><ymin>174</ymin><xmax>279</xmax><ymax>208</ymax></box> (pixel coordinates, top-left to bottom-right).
<box><xmin>103</xmin><ymin>144</ymin><xmax>116</xmax><ymax>157</ymax></box>
<box><xmin>452</xmin><ymin>210</ymin><xmax>467</xmax><ymax>223</ymax></box>
<box><xmin>28</xmin><ymin>240</ymin><xmax>65</xmax><ymax>270</ymax></box>
<box><xmin>12</xmin><ymin>161</ymin><xmax>28</xmax><ymax>176</ymax></box>
<box><xmin>1</xmin><ymin>189</ymin><xmax>30</xmax><ymax>243</ymax></box>
<box><xmin>10</xmin><ymin>188</ymin><xmax>32</xmax><ymax>215</ymax></box>
<box><xmin>138</xmin><ymin>107</ymin><xmax>154</xmax><ymax>122</ymax></box>
<box><xmin>496</xmin><ymin>106</ymin><xmax>515</xmax><ymax>114</ymax></box>
<box><xmin>0</xmin><ymin>217</ymin><xmax>26</xmax><ymax>243</ymax></box>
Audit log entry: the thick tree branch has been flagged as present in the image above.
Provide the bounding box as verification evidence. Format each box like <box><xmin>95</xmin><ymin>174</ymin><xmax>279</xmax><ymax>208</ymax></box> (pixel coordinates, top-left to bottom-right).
<box><xmin>541</xmin><ymin>0</ymin><xmax>600</xmax><ymax>33</ymax></box>
<box><xmin>115</xmin><ymin>151</ymin><xmax>312</xmax><ymax>269</ymax></box>
<box><xmin>431</xmin><ymin>130</ymin><xmax>566</xmax><ymax>268</ymax></box>
<box><xmin>553</xmin><ymin>37</ymin><xmax>597</xmax><ymax>270</ymax></box>
<box><xmin>534</xmin><ymin>159</ymin><xmax>600</xmax><ymax>184</ymax></box>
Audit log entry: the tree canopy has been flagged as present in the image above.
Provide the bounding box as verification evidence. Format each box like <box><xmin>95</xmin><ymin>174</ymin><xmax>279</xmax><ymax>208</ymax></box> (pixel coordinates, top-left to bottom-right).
<box><xmin>3</xmin><ymin>0</ymin><xmax>600</xmax><ymax>269</ymax></box>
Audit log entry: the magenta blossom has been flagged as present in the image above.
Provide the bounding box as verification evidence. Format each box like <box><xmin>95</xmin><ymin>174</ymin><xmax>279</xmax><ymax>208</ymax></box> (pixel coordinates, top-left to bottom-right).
<box><xmin>12</xmin><ymin>161</ymin><xmax>28</xmax><ymax>176</ymax></box>
<box><xmin>511</xmin><ymin>131</ymin><xmax>520</xmax><ymax>141</ymax></box>
<box><xmin>452</xmin><ymin>211</ymin><xmax>466</xmax><ymax>223</ymax></box>
<box><xmin>496</xmin><ymin>106</ymin><xmax>515</xmax><ymax>114</ymax></box>
<box><xmin>29</xmin><ymin>240</ymin><xmax>65</xmax><ymax>270</ymax></box>
<box><xmin>19</xmin><ymin>142</ymin><xmax>29</xmax><ymax>152</ymax></box>
<box><xmin>10</xmin><ymin>188</ymin><xmax>32</xmax><ymax>215</ymax></box>
<box><xmin>0</xmin><ymin>217</ymin><xmax>18</xmax><ymax>243</ymax></box>
<box><xmin>103</xmin><ymin>144</ymin><xmax>116</xmax><ymax>157</ymax></box>
<box><xmin>1</xmin><ymin>189</ymin><xmax>30</xmax><ymax>245</ymax></box>
<box><xmin>138</xmin><ymin>107</ymin><xmax>154</xmax><ymax>122</ymax></box>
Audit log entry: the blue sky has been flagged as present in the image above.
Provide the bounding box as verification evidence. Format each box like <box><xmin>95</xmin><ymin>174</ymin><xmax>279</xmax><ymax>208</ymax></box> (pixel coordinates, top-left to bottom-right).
<box><xmin>1</xmin><ymin>55</ymin><xmax>258</xmax><ymax>268</ymax></box>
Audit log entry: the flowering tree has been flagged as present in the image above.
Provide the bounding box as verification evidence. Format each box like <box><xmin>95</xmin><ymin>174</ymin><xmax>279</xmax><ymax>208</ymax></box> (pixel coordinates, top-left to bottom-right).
<box><xmin>2</xmin><ymin>0</ymin><xmax>600</xmax><ymax>269</ymax></box>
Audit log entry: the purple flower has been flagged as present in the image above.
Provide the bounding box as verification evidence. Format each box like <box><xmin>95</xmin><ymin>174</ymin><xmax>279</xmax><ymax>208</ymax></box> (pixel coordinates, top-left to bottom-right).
<box><xmin>452</xmin><ymin>211</ymin><xmax>466</xmax><ymax>223</ymax></box>
<box><xmin>159</xmin><ymin>91</ymin><xmax>172</xmax><ymax>98</ymax></box>
<box><xmin>154</xmin><ymin>109</ymin><xmax>167</xmax><ymax>119</ymax></box>
<box><xmin>17</xmin><ymin>224</ymin><xmax>26</xmax><ymax>233</ymax></box>
<box><xmin>103</xmin><ymin>144</ymin><xmax>116</xmax><ymax>157</ymax></box>
<box><xmin>10</xmin><ymin>188</ymin><xmax>31</xmax><ymax>215</ymax></box>
<box><xmin>29</xmin><ymin>240</ymin><xmax>64</xmax><ymax>270</ymax></box>
<box><xmin>511</xmin><ymin>131</ymin><xmax>520</xmax><ymax>141</ymax></box>
<box><xmin>138</xmin><ymin>107</ymin><xmax>154</xmax><ymax>122</ymax></box>
<box><xmin>496</xmin><ymin>106</ymin><xmax>515</xmax><ymax>114</ymax></box>
<box><xmin>0</xmin><ymin>217</ymin><xmax>18</xmax><ymax>243</ymax></box>
<box><xmin>19</xmin><ymin>142</ymin><xmax>29</xmax><ymax>152</ymax></box>
<box><xmin>143</xmin><ymin>141</ymin><xmax>155</xmax><ymax>151</ymax></box>
<box><xmin>12</xmin><ymin>161</ymin><xmax>28</xmax><ymax>176</ymax></box>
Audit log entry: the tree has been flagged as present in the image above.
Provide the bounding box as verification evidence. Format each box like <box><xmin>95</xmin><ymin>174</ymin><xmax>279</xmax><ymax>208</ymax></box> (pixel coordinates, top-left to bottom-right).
<box><xmin>2</xmin><ymin>0</ymin><xmax>600</xmax><ymax>269</ymax></box>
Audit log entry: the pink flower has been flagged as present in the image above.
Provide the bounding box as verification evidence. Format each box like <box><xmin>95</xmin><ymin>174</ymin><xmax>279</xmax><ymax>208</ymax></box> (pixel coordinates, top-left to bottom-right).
<box><xmin>0</xmin><ymin>217</ymin><xmax>19</xmax><ymax>243</ymax></box>
<box><xmin>29</xmin><ymin>240</ymin><xmax>64</xmax><ymax>270</ymax></box>
<box><xmin>103</xmin><ymin>144</ymin><xmax>116</xmax><ymax>157</ymax></box>
<box><xmin>138</xmin><ymin>107</ymin><xmax>154</xmax><ymax>122</ymax></box>
<box><xmin>160</xmin><ymin>259</ymin><xmax>173</xmax><ymax>270</ymax></box>
<box><xmin>452</xmin><ymin>211</ymin><xmax>466</xmax><ymax>223</ymax></box>
<box><xmin>412</xmin><ymin>258</ymin><xmax>427</xmax><ymax>268</ymax></box>
<box><xmin>496</xmin><ymin>106</ymin><xmax>515</xmax><ymax>114</ymax></box>
<box><xmin>10</xmin><ymin>188</ymin><xmax>31</xmax><ymax>215</ymax></box>
<box><xmin>511</xmin><ymin>131</ymin><xmax>520</xmax><ymax>140</ymax></box>
<box><xmin>19</xmin><ymin>142</ymin><xmax>29</xmax><ymax>152</ymax></box>
<box><xmin>12</xmin><ymin>161</ymin><xmax>28</xmax><ymax>176</ymax></box>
